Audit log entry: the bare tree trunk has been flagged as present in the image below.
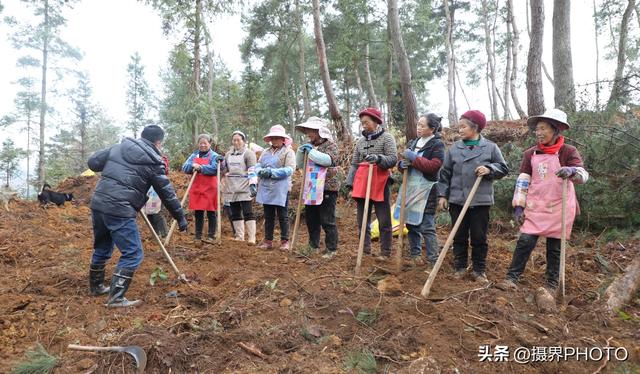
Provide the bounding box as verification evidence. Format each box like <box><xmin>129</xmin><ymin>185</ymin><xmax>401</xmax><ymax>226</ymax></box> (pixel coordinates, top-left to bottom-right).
<box><xmin>344</xmin><ymin>71</ymin><xmax>352</xmax><ymax>128</ymax></box>
<box><xmin>388</xmin><ymin>0</ymin><xmax>417</xmax><ymax>140</ymax></box>
<box><xmin>455</xmin><ymin>64</ymin><xmax>470</xmax><ymax>109</ymax></box>
<box><xmin>385</xmin><ymin>39</ymin><xmax>393</xmax><ymax>127</ymax></box>
<box><xmin>283</xmin><ymin>65</ymin><xmax>296</xmax><ymax>135</ymax></box>
<box><xmin>507</xmin><ymin>0</ymin><xmax>526</xmax><ymax>118</ymax></box>
<box><xmin>503</xmin><ymin>3</ymin><xmax>512</xmax><ymax>120</ymax></box>
<box><xmin>443</xmin><ymin>0</ymin><xmax>457</xmax><ymax>126</ymax></box>
<box><xmin>593</xmin><ymin>0</ymin><xmax>601</xmax><ymax>109</ymax></box>
<box><xmin>526</xmin><ymin>0</ymin><xmax>554</xmax><ymax>88</ymax></box>
<box><xmin>38</xmin><ymin>0</ymin><xmax>49</xmax><ymax>189</ymax></box>
<box><xmin>363</xmin><ymin>11</ymin><xmax>379</xmax><ymax>108</ymax></box>
<box><xmin>607</xmin><ymin>0</ymin><xmax>636</xmax><ymax>110</ymax></box>
<box><xmin>203</xmin><ymin>19</ymin><xmax>218</xmax><ymax>140</ymax></box>
<box><xmin>312</xmin><ymin>0</ymin><xmax>350</xmax><ymax>142</ymax></box>
<box><xmin>527</xmin><ymin>0</ymin><xmax>546</xmax><ymax>116</ymax></box>
<box><xmin>206</xmin><ymin>49</ymin><xmax>218</xmax><ymax>138</ymax></box>
<box><xmin>26</xmin><ymin>112</ymin><xmax>31</xmax><ymax>198</ymax></box>
<box><xmin>354</xmin><ymin>58</ymin><xmax>365</xmax><ymax>104</ymax></box>
<box><xmin>295</xmin><ymin>0</ymin><xmax>311</xmax><ymax>119</ymax></box>
<box><xmin>482</xmin><ymin>0</ymin><xmax>499</xmax><ymax>120</ymax></box>
<box><xmin>192</xmin><ymin>0</ymin><xmax>202</xmax><ymax>145</ymax></box>
<box><xmin>552</xmin><ymin>0</ymin><xmax>575</xmax><ymax>112</ymax></box>
<box><xmin>605</xmin><ymin>256</ymin><xmax>640</xmax><ymax>312</ymax></box>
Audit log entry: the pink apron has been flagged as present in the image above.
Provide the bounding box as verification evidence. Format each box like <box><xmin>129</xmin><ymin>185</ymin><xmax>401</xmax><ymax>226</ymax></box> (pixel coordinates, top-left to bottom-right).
<box><xmin>520</xmin><ymin>153</ymin><xmax>577</xmax><ymax>239</ymax></box>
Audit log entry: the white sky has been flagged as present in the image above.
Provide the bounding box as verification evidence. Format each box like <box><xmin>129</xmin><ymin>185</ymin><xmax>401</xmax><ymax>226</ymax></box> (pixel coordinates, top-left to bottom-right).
<box><xmin>0</xmin><ymin>0</ymin><xmax>620</xmax><ymax>189</ymax></box>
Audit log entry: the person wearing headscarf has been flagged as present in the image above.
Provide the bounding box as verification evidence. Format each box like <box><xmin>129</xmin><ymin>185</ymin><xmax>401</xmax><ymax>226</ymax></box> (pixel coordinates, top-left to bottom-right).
<box><xmin>496</xmin><ymin>109</ymin><xmax>588</xmax><ymax>303</ymax></box>
<box><xmin>182</xmin><ymin>133</ymin><xmax>224</xmax><ymax>243</ymax></box>
<box><xmin>295</xmin><ymin>117</ymin><xmax>340</xmax><ymax>259</ymax></box>
<box><xmin>222</xmin><ymin>130</ymin><xmax>258</xmax><ymax>244</ymax></box>
<box><xmin>255</xmin><ymin>125</ymin><xmax>296</xmax><ymax>250</ymax></box>
<box><xmin>346</xmin><ymin>107</ymin><xmax>398</xmax><ymax>260</ymax></box>
<box><xmin>437</xmin><ymin>110</ymin><xmax>509</xmax><ymax>283</ymax></box>
<box><xmin>397</xmin><ymin>112</ymin><xmax>445</xmax><ymax>268</ymax></box>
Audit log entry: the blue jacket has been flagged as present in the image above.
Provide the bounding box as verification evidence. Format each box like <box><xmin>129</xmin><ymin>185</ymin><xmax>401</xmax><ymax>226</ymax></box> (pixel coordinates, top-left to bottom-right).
<box><xmin>181</xmin><ymin>149</ymin><xmax>220</xmax><ymax>175</ymax></box>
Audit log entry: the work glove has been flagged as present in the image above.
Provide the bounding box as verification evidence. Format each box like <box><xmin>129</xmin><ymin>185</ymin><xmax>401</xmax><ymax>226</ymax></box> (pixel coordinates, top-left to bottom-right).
<box><xmin>398</xmin><ymin>160</ymin><xmax>410</xmax><ymax>170</ymax></box>
<box><xmin>299</xmin><ymin>143</ymin><xmax>313</xmax><ymax>153</ymax></box>
<box><xmin>403</xmin><ymin>149</ymin><xmax>418</xmax><ymax>162</ymax></box>
<box><xmin>215</xmin><ymin>155</ymin><xmax>225</xmax><ymax>163</ymax></box>
<box><xmin>258</xmin><ymin>168</ymin><xmax>272</xmax><ymax>179</ymax></box>
<box><xmin>555</xmin><ymin>166</ymin><xmax>576</xmax><ymax>179</ymax></box>
<box><xmin>249</xmin><ymin>184</ymin><xmax>257</xmax><ymax>198</ymax></box>
<box><xmin>178</xmin><ymin>216</ymin><xmax>188</xmax><ymax>232</ymax></box>
<box><xmin>514</xmin><ymin>206</ymin><xmax>525</xmax><ymax>225</ymax></box>
<box><xmin>364</xmin><ymin>154</ymin><xmax>379</xmax><ymax>164</ymax></box>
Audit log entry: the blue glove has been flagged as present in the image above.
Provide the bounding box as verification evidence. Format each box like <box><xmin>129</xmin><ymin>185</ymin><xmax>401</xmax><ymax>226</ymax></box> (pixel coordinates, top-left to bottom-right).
<box><xmin>178</xmin><ymin>216</ymin><xmax>188</xmax><ymax>232</ymax></box>
<box><xmin>249</xmin><ymin>184</ymin><xmax>257</xmax><ymax>197</ymax></box>
<box><xmin>299</xmin><ymin>143</ymin><xmax>313</xmax><ymax>153</ymax></box>
<box><xmin>258</xmin><ymin>168</ymin><xmax>272</xmax><ymax>178</ymax></box>
<box><xmin>398</xmin><ymin>160</ymin><xmax>410</xmax><ymax>170</ymax></box>
<box><xmin>215</xmin><ymin>155</ymin><xmax>225</xmax><ymax>163</ymax></box>
<box><xmin>403</xmin><ymin>149</ymin><xmax>418</xmax><ymax>162</ymax></box>
<box><xmin>555</xmin><ymin>167</ymin><xmax>576</xmax><ymax>179</ymax></box>
<box><xmin>514</xmin><ymin>206</ymin><xmax>525</xmax><ymax>225</ymax></box>
<box><xmin>364</xmin><ymin>154</ymin><xmax>379</xmax><ymax>163</ymax></box>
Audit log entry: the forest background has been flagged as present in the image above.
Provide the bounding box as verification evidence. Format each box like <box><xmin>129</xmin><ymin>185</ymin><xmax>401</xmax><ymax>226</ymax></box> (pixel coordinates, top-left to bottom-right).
<box><xmin>0</xmin><ymin>0</ymin><xmax>639</xmax><ymax>237</ymax></box>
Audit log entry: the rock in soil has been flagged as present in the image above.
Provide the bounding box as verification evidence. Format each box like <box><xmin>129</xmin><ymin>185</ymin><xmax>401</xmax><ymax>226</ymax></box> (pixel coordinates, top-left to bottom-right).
<box><xmin>377</xmin><ymin>275</ymin><xmax>402</xmax><ymax>295</ymax></box>
<box><xmin>535</xmin><ymin>286</ymin><xmax>557</xmax><ymax>313</ymax></box>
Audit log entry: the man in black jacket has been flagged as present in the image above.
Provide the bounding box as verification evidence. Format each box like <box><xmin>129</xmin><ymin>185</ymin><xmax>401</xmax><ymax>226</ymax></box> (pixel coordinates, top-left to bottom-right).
<box><xmin>87</xmin><ymin>125</ymin><xmax>188</xmax><ymax>308</ymax></box>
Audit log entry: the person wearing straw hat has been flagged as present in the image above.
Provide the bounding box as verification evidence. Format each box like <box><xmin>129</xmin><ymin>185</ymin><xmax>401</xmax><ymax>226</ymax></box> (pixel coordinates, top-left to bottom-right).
<box><xmin>255</xmin><ymin>125</ymin><xmax>296</xmax><ymax>250</ymax></box>
<box><xmin>496</xmin><ymin>109</ymin><xmax>588</xmax><ymax>297</ymax></box>
<box><xmin>397</xmin><ymin>112</ymin><xmax>445</xmax><ymax>268</ymax></box>
<box><xmin>437</xmin><ymin>110</ymin><xmax>509</xmax><ymax>283</ymax></box>
<box><xmin>222</xmin><ymin>130</ymin><xmax>258</xmax><ymax>244</ymax></box>
<box><xmin>182</xmin><ymin>133</ymin><xmax>224</xmax><ymax>243</ymax></box>
<box><xmin>295</xmin><ymin>117</ymin><xmax>340</xmax><ymax>259</ymax></box>
<box><xmin>346</xmin><ymin>107</ymin><xmax>398</xmax><ymax>261</ymax></box>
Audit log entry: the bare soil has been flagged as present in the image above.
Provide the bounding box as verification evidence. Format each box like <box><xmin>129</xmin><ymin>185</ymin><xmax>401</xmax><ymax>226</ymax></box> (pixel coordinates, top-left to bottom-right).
<box><xmin>1</xmin><ymin>172</ymin><xmax>638</xmax><ymax>373</ymax></box>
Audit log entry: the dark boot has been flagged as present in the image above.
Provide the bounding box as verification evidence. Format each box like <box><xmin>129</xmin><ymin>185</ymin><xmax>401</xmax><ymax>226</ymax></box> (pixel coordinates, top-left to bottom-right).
<box><xmin>105</xmin><ymin>268</ymin><xmax>141</xmax><ymax>308</ymax></box>
<box><xmin>89</xmin><ymin>263</ymin><xmax>110</xmax><ymax>296</ymax></box>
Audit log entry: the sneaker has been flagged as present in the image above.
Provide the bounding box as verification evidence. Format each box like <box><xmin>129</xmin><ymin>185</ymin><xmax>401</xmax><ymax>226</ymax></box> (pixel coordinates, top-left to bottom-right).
<box><xmin>453</xmin><ymin>268</ymin><xmax>467</xmax><ymax>279</ymax></box>
<box><xmin>410</xmin><ymin>256</ymin><xmax>426</xmax><ymax>267</ymax></box>
<box><xmin>495</xmin><ymin>279</ymin><xmax>517</xmax><ymax>291</ymax></box>
<box><xmin>322</xmin><ymin>251</ymin><xmax>336</xmax><ymax>259</ymax></box>
<box><xmin>375</xmin><ymin>255</ymin><xmax>390</xmax><ymax>262</ymax></box>
<box><xmin>471</xmin><ymin>271</ymin><xmax>489</xmax><ymax>284</ymax></box>
<box><xmin>280</xmin><ymin>240</ymin><xmax>290</xmax><ymax>251</ymax></box>
<box><xmin>258</xmin><ymin>240</ymin><xmax>273</xmax><ymax>249</ymax></box>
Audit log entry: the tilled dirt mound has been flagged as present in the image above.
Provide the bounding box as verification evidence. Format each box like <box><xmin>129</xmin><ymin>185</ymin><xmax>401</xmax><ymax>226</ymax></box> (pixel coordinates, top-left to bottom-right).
<box><xmin>1</xmin><ymin>174</ymin><xmax>639</xmax><ymax>373</ymax></box>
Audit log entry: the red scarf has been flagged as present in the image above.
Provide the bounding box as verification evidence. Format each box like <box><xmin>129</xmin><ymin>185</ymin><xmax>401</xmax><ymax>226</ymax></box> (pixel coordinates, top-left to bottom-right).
<box><xmin>538</xmin><ymin>135</ymin><xmax>564</xmax><ymax>155</ymax></box>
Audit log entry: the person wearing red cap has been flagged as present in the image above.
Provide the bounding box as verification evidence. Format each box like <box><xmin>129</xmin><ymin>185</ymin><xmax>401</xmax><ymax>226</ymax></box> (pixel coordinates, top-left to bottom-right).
<box><xmin>346</xmin><ymin>107</ymin><xmax>398</xmax><ymax>260</ymax></box>
<box><xmin>437</xmin><ymin>110</ymin><xmax>509</xmax><ymax>283</ymax></box>
<box><xmin>496</xmin><ymin>109</ymin><xmax>588</xmax><ymax>304</ymax></box>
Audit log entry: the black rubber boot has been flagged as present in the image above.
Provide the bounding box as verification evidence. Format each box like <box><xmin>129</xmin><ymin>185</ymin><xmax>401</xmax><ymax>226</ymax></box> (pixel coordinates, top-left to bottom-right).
<box><xmin>89</xmin><ymin>264</ymin><xmax>110</xmax><ymax>296</ymax></box>
<box><xmin>105</xmin><ymin>268</ymin><xmax>141</xmax><ymax>308</ymax></box>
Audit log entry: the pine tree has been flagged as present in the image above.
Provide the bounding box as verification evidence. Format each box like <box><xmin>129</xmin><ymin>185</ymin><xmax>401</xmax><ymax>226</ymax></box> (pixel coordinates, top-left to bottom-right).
<box><xmin>126</xmin><ymin>52</ymin><xmax>153</xmax><ymax>138</ymax></box>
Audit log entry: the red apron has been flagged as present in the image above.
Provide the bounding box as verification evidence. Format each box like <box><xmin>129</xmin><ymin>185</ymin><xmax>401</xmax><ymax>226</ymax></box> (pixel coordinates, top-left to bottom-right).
<box><xmin>352</xmin><ymin>162</ymin><xmax>390</xmax><ymax>202</ymax></box>
<box><xmin>188</xmin><ymin>156</ymin><xmax>218</xmax><ymax>211</ymax></box>
<box><xmin>520</xmin><ymin>153</ymin><xmax>577</xmax><ymax>239</ymax></box>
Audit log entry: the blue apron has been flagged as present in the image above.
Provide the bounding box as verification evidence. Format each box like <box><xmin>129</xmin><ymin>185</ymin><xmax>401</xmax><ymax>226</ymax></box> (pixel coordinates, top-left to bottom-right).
<box><xmin>394</xmin><ymin>164</ymin><xmax>437</xmax><ymax>225</ymax></box>
<box><xmin>256</xmin><ymin>148</ymin><xmax>290</xmax><ymax>207</ymax></box>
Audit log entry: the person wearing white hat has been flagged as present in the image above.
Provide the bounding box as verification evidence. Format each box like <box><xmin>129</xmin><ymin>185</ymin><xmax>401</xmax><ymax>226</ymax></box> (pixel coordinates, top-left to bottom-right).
<box><xmin>222</xmin><ymin>130</ymin><xmax>258</xmax><ymax>244</ymax></box>
<box><xmin>295</xmin><ymin>117</ymin><xmax>340</xmax><ymax>259</ymax></box>
<box><xmin>497</xmin><ymin>108</ymin><xmax>589</xmax><ymax>300</ymax></box>
<box><xmin>255</xmin><ymin>125</ymin><xmax>296</xmax><ymax>250</ymax></box>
